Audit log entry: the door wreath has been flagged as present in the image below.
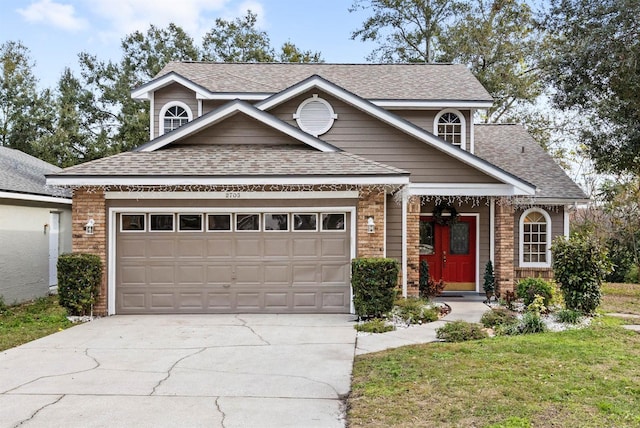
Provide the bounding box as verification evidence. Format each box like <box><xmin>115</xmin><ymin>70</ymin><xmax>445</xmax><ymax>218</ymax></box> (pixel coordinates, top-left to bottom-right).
<box><xmin>432</xmin><ymin>203</ymin><xmax>459</xmax><ymax>226</ymax></box>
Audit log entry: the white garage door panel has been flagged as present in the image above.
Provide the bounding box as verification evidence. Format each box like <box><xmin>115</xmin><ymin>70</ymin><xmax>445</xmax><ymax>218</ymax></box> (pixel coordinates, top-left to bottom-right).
<box><xmin>116</xmin><ymin>211</ymin><xmax>351</xmax><ymax>314</ymax></box>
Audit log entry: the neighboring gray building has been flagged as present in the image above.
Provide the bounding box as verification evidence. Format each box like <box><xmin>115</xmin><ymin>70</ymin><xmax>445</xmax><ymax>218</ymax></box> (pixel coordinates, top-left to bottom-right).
<box><xmin>0</xmin><ymin>147</ymin><xmax>72</xmax><ymax>304</ymax></box>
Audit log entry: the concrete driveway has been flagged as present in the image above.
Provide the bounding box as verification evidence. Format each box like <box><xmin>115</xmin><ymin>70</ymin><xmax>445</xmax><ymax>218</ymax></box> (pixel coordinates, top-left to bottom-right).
<box><xmin>0</xmin><ymin>314</ymin><xmax>356</xmax><ymax>428</ymax></box>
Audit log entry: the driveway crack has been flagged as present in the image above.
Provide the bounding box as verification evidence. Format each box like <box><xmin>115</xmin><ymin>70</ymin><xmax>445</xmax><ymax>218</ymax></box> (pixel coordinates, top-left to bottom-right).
<box><xmin>215</xmin><ymin>397</ymin><xmax>227</xmax><ymax>428</ymax></box>
<box><xmin>13</xmin><ymin>395</ymin><xmax>64</xmax><ymax>427</ymax></box>
<box><xmin>150</xmin><ymin>347</ymin><xmax>207</xmax><ymax>395</ymax></box>
<box><xmin>4</xmin><ymin>349</ymin><xmax>100</xmax><ymax>394</ymax></box>
<box><xmin>235</xmin><ymin>315</ymin><xmax>270</xmax><ymax>345</ymax></box>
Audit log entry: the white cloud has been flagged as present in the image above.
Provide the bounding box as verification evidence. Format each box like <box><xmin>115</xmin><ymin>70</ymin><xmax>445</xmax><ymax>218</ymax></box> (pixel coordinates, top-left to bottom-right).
<box><xmin>17</xmin><ymin>0</ymin><xmax>88</xmax><ymax>32</ymax></box>
<box><xmin>88</xmin><ymin>0</ymin><xmax>246</xmax><ymax>41</ymax></box>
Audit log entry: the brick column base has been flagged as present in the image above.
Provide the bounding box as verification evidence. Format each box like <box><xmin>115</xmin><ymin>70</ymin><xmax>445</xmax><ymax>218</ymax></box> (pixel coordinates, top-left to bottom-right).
<box><xmin>494</xmin><ymin>202</ymin><xmax>515</xmax><ymax>294</ymax></box>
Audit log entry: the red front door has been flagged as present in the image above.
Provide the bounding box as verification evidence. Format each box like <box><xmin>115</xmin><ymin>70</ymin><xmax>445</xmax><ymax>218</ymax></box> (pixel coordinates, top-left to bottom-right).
<box><xmin>419</xmin><ymin>216</ymin><xmax>476</xmax><ymax>291</ymax></box>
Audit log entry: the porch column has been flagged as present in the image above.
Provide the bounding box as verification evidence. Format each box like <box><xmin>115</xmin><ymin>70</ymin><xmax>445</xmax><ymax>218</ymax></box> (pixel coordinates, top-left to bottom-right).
<box><xmin>494</xmin><ymin>202</ymin><xmax>515</xmax><ymax>294</ymax></box>
<box><xmin>357</xmin><ymin>189</ymin><xmax>385</xmax><ymax>257</ymax></box>
<box><xmin>406</xmin><ymin>196</ymin><xmax>421</xmax><ymax>296</ymax></box>
<box><xmin>72</xmin><ymin>187</ymin><xmax>108</xmax><ymax>315</ymax></box>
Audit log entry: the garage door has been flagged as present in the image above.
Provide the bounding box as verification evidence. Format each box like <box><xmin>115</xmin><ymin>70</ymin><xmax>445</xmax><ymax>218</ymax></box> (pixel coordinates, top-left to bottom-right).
<box><xmin>115</xmin><ymin>210</ymin><xmax>351</xmax><ymax>313</ymax></box>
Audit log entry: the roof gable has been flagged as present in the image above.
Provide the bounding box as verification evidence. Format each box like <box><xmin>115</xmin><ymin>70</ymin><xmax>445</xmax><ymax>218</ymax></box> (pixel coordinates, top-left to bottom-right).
<box><xmin>135</xmin><ymin>99</ymin><xmax>340</xmax><ymax>153</ymax></box>
<box><xmin>256</xmin><ymin>75</ymin><xmax>535</xmax><ymax>195</ymax></box>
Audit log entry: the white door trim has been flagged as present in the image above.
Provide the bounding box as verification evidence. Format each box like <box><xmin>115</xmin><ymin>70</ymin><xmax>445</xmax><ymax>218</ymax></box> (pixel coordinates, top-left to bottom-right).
<box><xmin>48</xmin><ymin>212</ymin><xmax>60</xmax><ymax>287</ymax></box>
<box><xmin>107</xmin><ymin>205</ymin><xmax>357</xmax><ymax>315</ymax></box>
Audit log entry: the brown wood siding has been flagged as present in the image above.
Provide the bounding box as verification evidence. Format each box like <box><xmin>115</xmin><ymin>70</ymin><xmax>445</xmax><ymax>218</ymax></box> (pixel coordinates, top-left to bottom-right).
<box><xmin>386</xmin><ymin>195</ymin><xmax>402</xmax><ymax>260</ymax></box>
<box><xmin>153</xmin><ymin>83</ymin><xmax>198</xmax><ymax>139</ymax></box>
<box><xmin>269</xmin><ymin>91</ymin><xmax>499</xmax><ymax>184</ymax></box>
<box><xmin>394</xmin><ymin>110</ymin><xmax>472</xmax><ymax>150</ymax></box>
<box><xmin>513</xmin><ymin>207</ymin><xmax>565</xmax><ymax>265</ymax></box>
<box><xmin>202</xmin><ymin>100</ymin><xmax>228</xmax><ymax>115</ymax></box>
<box><xmin>175</xmin><ymin>114</ymin><xmax>306</xmax><ymax>146</ymax></box>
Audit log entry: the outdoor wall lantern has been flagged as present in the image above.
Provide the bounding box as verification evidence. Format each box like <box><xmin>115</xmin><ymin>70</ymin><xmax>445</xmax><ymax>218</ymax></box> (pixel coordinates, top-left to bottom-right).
<box><xmin>367</xmin><ymin>216</ymin><xmax>375</xmax><ymax>234</ymax></box>
<box><xmin>85</xmin><ymin>218</ymin><xmax>95</xmax><ymax>235</ymax></box>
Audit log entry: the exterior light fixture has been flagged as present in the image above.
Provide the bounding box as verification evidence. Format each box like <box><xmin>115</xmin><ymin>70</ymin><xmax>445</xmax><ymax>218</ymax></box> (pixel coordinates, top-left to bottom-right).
<box><xmin>85</xmin><ymin>218</ymin><xmax>95</xmax><ymax>235</ymax></box>
<box><xmin>367</xmin><ymin>216</ymin><xmax>375</xmax><ymax>234</ymax></box>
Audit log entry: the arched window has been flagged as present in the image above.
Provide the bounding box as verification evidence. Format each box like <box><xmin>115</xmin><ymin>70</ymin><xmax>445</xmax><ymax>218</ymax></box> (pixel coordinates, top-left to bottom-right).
<box><xmin>519</xmin><ymin>208</ymin><xmax>552</xmax><ymax>267</ymax></box>
<box><xmin>159</xmin><ymin>102</ymin><xmax>193</xmax><ymax>135</ymax></box>
<box><xmin>434</xmin><ymin>109</ymin><xmax>465</xmax><ymax>148</ymax></box>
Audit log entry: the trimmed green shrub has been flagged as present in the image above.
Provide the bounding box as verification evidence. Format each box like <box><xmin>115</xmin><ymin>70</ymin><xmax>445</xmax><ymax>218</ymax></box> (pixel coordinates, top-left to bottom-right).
<box><xmin>436</xmin><ymin>320</ymin><xmax>488</xmax><ymax>342</ymax></box>
<box><xmin>516</xmin><ymin>277</ymin><xmax>554</xmax><ymax>307</ymax></box>
<box><xmin>480</xmin><ymin>308</ymin><xmax>518</xmax><ymax>328</ymax></box>
<box><xmin>352</xmin><ymin>258</ymin><xmax>399</xmax><ymax>318</ymax></box>
<box><xmin>57</xmin><ymin>253</ymin><xmax>103</xmax><ymax>316</ymax></box>
<box><xmin>555</xmin><ymin>308</ymin><xmax>582</xmax><ymax>324</ymax></box>
<box><xmin>354</xmin><ymin>318</ymin><xmax>395</xmax><ymax>333</ymax></box>
<box><xmin>393</xmin><ymin>297</ymin><xmax>439</xmax><ymax>324</ymax></box>
<box><xmin>552</xmin><ymin>234</ymin><xmax>612</xmax><ymax>315</ymax></box>
<box><xmin>625</xmin><ymin>264</ymin><xmax>640</xmax><ymax>284</ymax></box>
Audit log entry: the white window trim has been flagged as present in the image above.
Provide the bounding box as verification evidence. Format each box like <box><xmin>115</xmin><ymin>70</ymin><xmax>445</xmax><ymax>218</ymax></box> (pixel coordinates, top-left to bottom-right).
<box><xmin>120</xmin><ymin>213</ymin><xmax>146</xmax><ymax>232</ymax></box>
<box><xmin>292</xmin><ymin>213</ymin><xmax>319</xmax><ymax>232</ymax></box>
<box><xmin>434</xmin><ymin>108</ymin><xmax>466</xmax><ymax>150</ymax></box>
<box><xmin>159</xmin><ymin>101</ymin><xmax>193</xmax><ymax>135</ymax></box>
<box><xmin>177</xmin><ymin>213</ymin><xmax>204</xmax><ymax>232</ymax></box>
<box><xmin>320</xmin><ymin>212</ymin><xmax>346</xmax><ymax>232</ymax></box>
<box><xmin>235</xmin><ymin>213</ymin><xmax>261</xmax><ymax>232</ymax></box>
<box><xmin>519</xmin><ymin>207</ymin><xmax>552</xmax><ymax>268</ymax></box>
<box><xmin>207</xmin><ymin>213</ymin><xmax>232</xmax><ymax>232</ymax></box>
<box><xmin>264</xmin><ymin>213</ymin><xmax>290</xmax><ymax>232</ymax></box>
<box><xmin>148</xmin><ymin>213</ymin><xmax>175</xmax><ymax>232</ymax></box>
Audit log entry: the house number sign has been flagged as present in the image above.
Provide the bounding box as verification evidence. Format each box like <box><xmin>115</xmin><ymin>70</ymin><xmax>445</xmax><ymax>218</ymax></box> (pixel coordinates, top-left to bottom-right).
<box><xmin>225</xmin><ymin>192</ymin><xmax>242</xmax><ymax>199</ymax></box>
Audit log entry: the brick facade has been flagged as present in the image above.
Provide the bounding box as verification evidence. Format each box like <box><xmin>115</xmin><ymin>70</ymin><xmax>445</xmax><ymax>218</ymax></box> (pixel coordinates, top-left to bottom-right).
<box><xmin>406</xmin><ymin>196</ymin><xmax>421</xmax><ymax>296</ymax></box>
<box><xmin>356</xmin><ymin>189</ymin><xmax>385</xmax><ymax>258</ymax></box>
<box><xmin>72</xmin><ymin>187</ymin><xmax>108</xmax><ymax>315</ymax></box>
<box><xmin>494</xmin><ymin>202</ymin><xmax>515</xmax><ymax>293</ymax></box>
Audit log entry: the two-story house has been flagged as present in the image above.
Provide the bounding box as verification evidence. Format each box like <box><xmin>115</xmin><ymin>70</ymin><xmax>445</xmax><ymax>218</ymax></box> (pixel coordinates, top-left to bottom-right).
<box><xmin>47</xmin><ymin>62</ymin><xmax>586</xmax><ymax>315</ymax></box>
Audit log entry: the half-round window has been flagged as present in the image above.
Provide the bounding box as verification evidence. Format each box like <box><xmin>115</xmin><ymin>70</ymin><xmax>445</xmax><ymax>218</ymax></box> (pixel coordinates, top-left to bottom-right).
<box><xmin>435</xmin><ymin>109</ymin><xmax>465</xmax><ymax>148</ymax></box>
<box><xmin>293</xmin><ymin>95</ymin><xmax>337</xmax><ymax>137</ymax></box>
<box><xmin>159</xmin><ymin>102</ymin><xmax>193</xmax><ymax>135</ymax></box>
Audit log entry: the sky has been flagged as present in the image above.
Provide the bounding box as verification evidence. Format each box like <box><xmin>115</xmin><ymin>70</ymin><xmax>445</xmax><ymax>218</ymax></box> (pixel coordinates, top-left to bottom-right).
<box><xmin>0</xmin><ymin>0</ymin><xmax>377</xmax><ymax>89</ymax></box>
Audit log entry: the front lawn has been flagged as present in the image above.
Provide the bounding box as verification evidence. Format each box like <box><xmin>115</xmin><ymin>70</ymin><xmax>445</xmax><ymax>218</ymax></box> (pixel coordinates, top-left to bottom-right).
<box><xmin>0</xmin><ymin>296</ymin><xmax>72</xmax><ymax>351</ymax></box>
<box><xmin>601</xmin><ymin>282</ymin><xmax>640</xmax><ymax>317</ymax></box>
<box><xmin>348</xmin><ymin>323</ymin><xmax>640</xmax><ymax>427</ymax></box>
<box><xmin>348</xmin><ymin>283</ymin><xmax>640</xmax><ymax>427</ymax></box>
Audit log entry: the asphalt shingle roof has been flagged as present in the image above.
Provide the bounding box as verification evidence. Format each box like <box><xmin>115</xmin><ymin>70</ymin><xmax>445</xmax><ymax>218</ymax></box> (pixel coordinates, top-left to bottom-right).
<box><xmin>155</xmin><ymin>62</ymin><xmax>493</xmax><ymax>102</ymax></box>
<box><xmin>474</xmin><ymin>124</ymin><xmax>587</xmax><ymax>200</ymax></box>
<box><xmin>0</xmin><ymin>146</ymin><xmax>69</xmax><ymax>198</ymax></box>
<box><xmin>54</xmin><ymin>144</ymin><xmax>408</xmax><ymax>177</ymax></box>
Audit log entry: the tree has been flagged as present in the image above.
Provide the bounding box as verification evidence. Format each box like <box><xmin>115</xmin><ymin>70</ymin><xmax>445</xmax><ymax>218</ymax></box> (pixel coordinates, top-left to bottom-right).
<box><xmin>278</xmin><ymin>41</ymin><xmax>323</xmax><ymax>63</ymax></box>
<box><xmin>440</xmin><ymin>0</ymin><xmax>543</xmax><ymax>123</ymax></box>
<box><xmin>202</xmin><ymin>11</ymin><xmax>275</xmax><ymax>62</ymax></box>
<box><xmin>202</xmin><ymin>11</ymin><xmax>322</xmax><ymax>63</ymax></box>
<box><xmin>34</xmin><ymin>67</ymin><xmax>108</xmax><ymax>167</ymax></box>
<box><xmin>77</xmin><ymin>23</ymin><xmax>201</xmax><ymax>155</ymax></box>
<box><xmin>543</xmin><ymin>0</ymin><xmax>640</xmax><ymax>175</ymax></box>
<box><xmin>349</xmin><ymin>0</ymin><xmax>468</xmax><ymax>62</ymax></box>
<box><xmin>0</xmin><ymin>41</ymin><xmax>47</xmax><ymax>153</ymax></box>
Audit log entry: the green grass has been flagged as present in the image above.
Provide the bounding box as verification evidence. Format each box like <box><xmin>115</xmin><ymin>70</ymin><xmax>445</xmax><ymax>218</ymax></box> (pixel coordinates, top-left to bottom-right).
<box><xmin>348</xmin><ymin>324</ymin><xmax>640</xmax><ymax>427</ymax></box>
<box><xmin>601</xmin><ymin>282</ymin><xmax>640</xmax><ymax>315</ymax></box>
<box><xmin>0</xmin><ymin>296</ymin><xmax>72</xmax><ymax>351</ymax></box>
<box><xmin>348</xmin><ymin>284</ymin><xmax>640</xmax><ymax>427</ymax></box>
